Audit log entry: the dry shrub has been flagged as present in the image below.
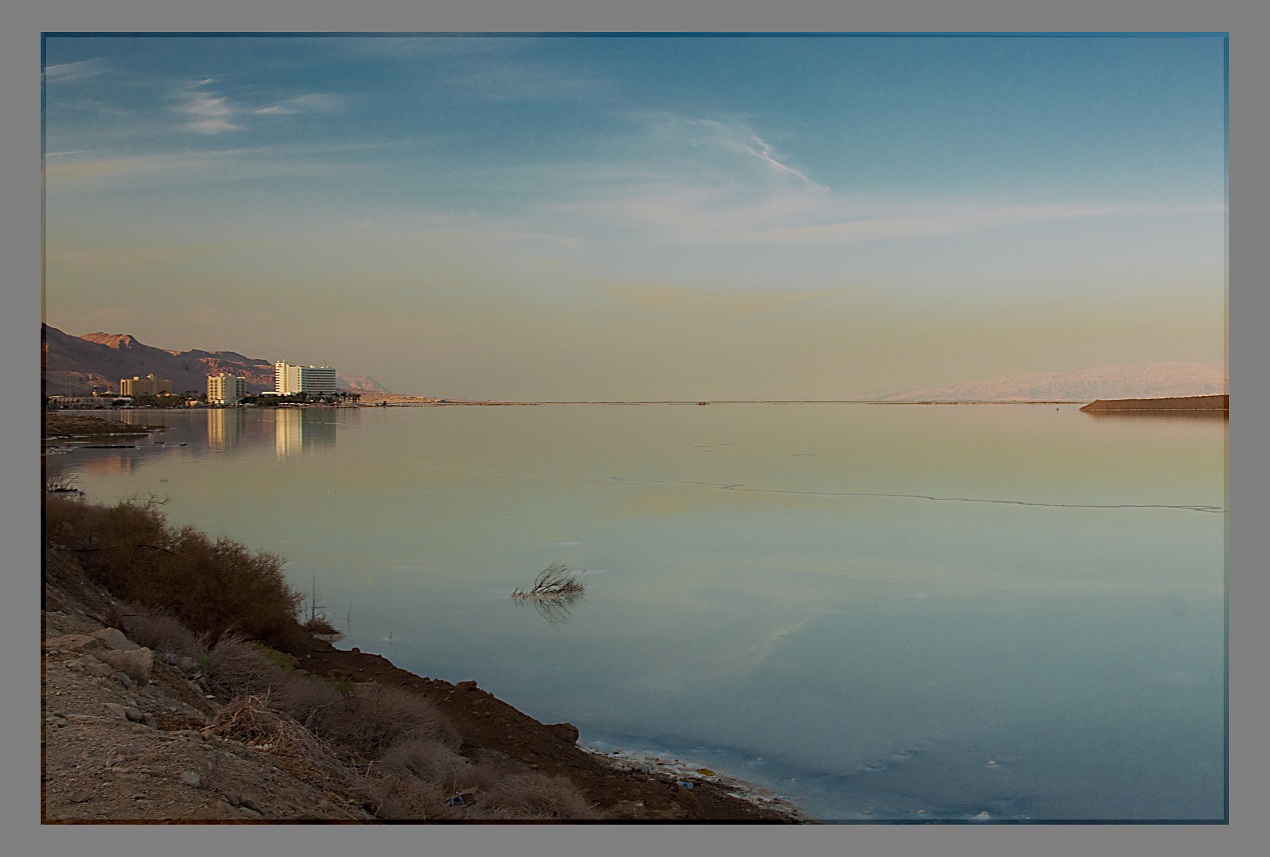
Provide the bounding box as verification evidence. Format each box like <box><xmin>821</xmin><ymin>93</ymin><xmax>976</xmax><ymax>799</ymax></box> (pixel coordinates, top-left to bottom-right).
<box><xmin>301</xmin><ymin>615</ymin><xmax>344</xmax><ymax>640</ymax></box>
<box><xmin>150</xmin><ymin>528</ymin><xmax>301</xmax><ymax>647</ymax></box>
<box><xmin>463</xmin><ymin>772</ymin><xmax>603</xmax><ymax>821</ymax></box>
<box><xmin>43</xmin><ymin>494</ymin><xmax>303</xmax><ymax>649</ymax></box>
<box><xmin>210</xmin><ymin>694</ymin><xmax>357</xmax><ymax>798</ymax></box>
<box><xmin>43</xmin><ymin>492</ymin><xmax>108</xmax><ymax>552</ymax></box>
<box><xmin>271</xmin><ymin>674</ymin><xmax>346</xmax><ymax>727</ymax></box>
<box><xmin>307</xmin><ymin>683</ymin><xmax>460</xmax><ymax>759</ymax></box>
<box><xmin>206</xmin><ymin>633</ymin><xmax>290</xmax><ymax>699</ymax></box>
<box><xmin>378</xmin><ymin>738</ymin><xmax>479</xmax><ymax>792</ymax></box>
<box><xmin>119</xmin><ymin>606</ymin><xmax>208</xmax><ymax>660</ymax></box>
<box><xmin>359</xmin><ymin>771</ymin><xmax>458</xmax><ymax>821</ymax></box>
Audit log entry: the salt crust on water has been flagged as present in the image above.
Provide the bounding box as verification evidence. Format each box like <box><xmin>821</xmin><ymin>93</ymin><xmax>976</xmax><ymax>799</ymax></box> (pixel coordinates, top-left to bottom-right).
<box><xmin>580</xmin><ymin>745</ymin><xmax>807</xmax><ymax>819</ymax></box>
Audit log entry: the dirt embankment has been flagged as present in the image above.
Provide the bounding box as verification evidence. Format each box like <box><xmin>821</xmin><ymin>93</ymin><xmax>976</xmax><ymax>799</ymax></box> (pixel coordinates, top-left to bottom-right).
<box><xmin>1080</xmin><ymin>394</ymin><xmax>1228</xmax><ymax>412</ymax></box>
<box><xmin>43</xmin><ymin>413</ymin><xmax>169</xmax><ymax>439</ymax></box>
<box><xmin>42</xmin><ymin>547</ymin><xmax>806</xmax><ymax>824</ymax></box>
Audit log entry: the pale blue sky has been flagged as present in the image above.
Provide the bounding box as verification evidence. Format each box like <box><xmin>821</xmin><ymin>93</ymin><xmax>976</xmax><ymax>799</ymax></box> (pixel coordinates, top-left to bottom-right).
<box><xmin>42</xmin><ymin>34</ymin><xmax>1227</xmax><ymax>398</ymax></box>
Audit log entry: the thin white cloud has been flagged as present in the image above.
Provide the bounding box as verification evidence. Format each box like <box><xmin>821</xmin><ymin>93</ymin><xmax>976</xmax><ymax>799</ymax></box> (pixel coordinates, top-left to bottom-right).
<box><xmin>178</xmin><ymin>87</ymin><xmax>242</xmax><ymax>135</ymax></box>
<box><xmin>698</xmin><ymin>200</ymin><xmax>1228</xmax><ymax>246</ymax></box>
<box><xmin>636</xmin><ymin>113</ymin><xmax>828</xmax><ymax>192</ymax></box>
<box><xmin>253</xmin><ymin>93</ymin><xmax>343</xmax><ymax>115</ymax></box>
<box><xmin>43</xmin><ymin>59</ymin><xmax>105</xmax><ymax>83</ymax></box>
<box><xmin>174</xmin><ymin>81</ymin><xmax>341</xmax><ymax>134</ymax></box>
<box><xmin>742</xmin><ymin>133</ymin><xmax>818</xmax><ymax>184</ymax></box>
<box><xmin>549</xmin><ymin>111</ymin><xmax>1224</xmax><ymax>250</ymax></box>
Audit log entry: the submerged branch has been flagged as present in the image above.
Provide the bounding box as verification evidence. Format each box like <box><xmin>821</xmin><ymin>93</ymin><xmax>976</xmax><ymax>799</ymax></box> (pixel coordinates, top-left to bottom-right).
<box><xmin>511</xmin><ymin>562</ymin><xmax>586</xmax><ymax>601</ymax></box>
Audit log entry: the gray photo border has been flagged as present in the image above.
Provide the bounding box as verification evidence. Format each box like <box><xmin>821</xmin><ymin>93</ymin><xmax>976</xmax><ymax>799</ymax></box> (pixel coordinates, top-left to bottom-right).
<box><xmin>5</xmin><ymin>2</ymin><xmax>1264</xmax><ymax>856</ymax></box>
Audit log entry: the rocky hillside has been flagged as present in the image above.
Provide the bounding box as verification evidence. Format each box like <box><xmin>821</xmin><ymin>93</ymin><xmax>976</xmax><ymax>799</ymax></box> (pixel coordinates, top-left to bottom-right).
<box><xmin>41</xmin><ymin>324</ymin><xmax>390</xmax><ymax>396</ymax></box>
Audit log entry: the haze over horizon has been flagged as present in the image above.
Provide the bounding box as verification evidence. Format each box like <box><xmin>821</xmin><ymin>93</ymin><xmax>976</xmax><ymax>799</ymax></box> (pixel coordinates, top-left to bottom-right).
<box><xmin>42</xmin><ymin>34</ymin><xmax>1227</xmax><ymax>400</ymax></box>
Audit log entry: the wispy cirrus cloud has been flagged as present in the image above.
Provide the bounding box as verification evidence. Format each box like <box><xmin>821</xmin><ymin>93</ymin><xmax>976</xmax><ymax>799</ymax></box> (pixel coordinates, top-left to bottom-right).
<box><xmin>549</xmin><ymin>111</ymin><xmax>1224</xmax><ymax>250</ymax></box>
<box><xmin>43</xmin><ymin>59</ymin><xmax>106</xmax><ymax>83</ymax></box>
<box><xmin>633</xmin><ymin>113</ymin><xmax>825</xmax><ymax>187</ymax></box>
<box><xmin>174</xmin><ymin>80</ymin><xmax>342</xmax><ymax>134</ymax></box>
<box><xmin>693</xmin><ymin>199</ymin><xmax>1229</xmax><ymax>246</ymax></box>
<box><xmin>254</xmin><ymin>93</ymin><xmax>343</xmax><ymax>115</ymax></box>
<box><xmin>177</xmin><ymin>80</ymin><xmax>242</xmax><ymax>134</ymax></box>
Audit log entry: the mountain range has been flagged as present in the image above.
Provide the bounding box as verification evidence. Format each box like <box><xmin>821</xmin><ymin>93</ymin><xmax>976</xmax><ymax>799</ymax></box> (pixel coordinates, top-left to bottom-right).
<box><xmin>42</xmin><ymin>323</ymin><xmax>1225</xmax><ymax>403</ymax></box>
<box><xmin>41</xmin><ymin>325</ymin><xmax>389</xmax><ymax>396</ymax></box>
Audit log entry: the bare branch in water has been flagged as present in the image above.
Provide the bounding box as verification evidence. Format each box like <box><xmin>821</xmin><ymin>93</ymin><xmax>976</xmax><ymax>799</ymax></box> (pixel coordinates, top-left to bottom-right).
<box><xmin>511</xmin><ymin>563</ymin><xmax>586</xmax><ymax>600</ymax></box>
<box><xmin>511</xmin><ymin>563</ymin><xmax>587</xmax><ymax>626</ymax></box>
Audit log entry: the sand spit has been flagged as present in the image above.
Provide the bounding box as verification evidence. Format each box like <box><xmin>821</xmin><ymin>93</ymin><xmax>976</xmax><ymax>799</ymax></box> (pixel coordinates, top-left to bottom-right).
<box><xmin>1080</xmin><ymin>394</ymin><xmax>1228</xmax><ymax>412</ymax></box>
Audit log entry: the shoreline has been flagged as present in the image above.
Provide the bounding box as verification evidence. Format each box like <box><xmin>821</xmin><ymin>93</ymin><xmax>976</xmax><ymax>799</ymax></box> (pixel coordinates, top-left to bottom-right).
<box><xmin>290</xmin><ymin>635</ymin><xmax>811</xmax><ymax>822</ymax></box>
<box><xmin>578</xmin><ymin>744</ymin><xmax>808</xmax><ymax>822</ymax></box>
<box><xmin>41</xmin><ymin>473</ymin><xmax>810</xmax><ymax>822</ymax></box>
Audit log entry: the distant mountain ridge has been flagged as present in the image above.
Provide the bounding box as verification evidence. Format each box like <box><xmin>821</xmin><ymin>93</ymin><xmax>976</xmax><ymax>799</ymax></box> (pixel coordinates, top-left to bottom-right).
<box><xmin>883</xmin><ymin>362</ymin><xmax>1228</xmax><ymax>403</ymax></box>
<box><xmin>41</xmin><ymin>324</ymin><xmax>390</xmax><ymax>396</ymax></box>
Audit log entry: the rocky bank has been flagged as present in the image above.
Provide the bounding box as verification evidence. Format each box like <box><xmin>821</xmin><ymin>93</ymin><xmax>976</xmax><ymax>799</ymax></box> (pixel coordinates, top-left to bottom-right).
<box><xmin>42</xmin><ymin>545</ymin><xmax>807</xmax><ymax>824</ymax></box>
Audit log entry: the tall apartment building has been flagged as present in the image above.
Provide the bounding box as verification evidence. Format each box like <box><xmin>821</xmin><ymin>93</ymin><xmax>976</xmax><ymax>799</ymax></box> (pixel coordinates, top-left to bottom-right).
<box><xmin>207</xmin><ymin>372</ymin><xmax>248</xmax><ymax>405</ymax></box>
<box><xmin>119</xmin><ymin>374</ymin><xmax>172</xmax><ymax>396</ymax></box>
<box><xmin>274</xmin><ymin>361</ymin><xmax>337</xmax><ymax>397</ymax></box>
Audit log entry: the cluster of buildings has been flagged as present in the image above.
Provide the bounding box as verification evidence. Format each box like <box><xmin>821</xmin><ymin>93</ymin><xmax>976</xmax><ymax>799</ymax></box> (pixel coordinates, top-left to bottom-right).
<box><xmin>49</xmin><ymin>362</ymin><xmax>346</xmax><ymax>409</ymax></box>
<box><xmin>120</xmin><ymin>373</ymin><xmax>172</xmax><ymax>397</ymax></box>
<box><xmin>207</xmin><ymin>361</ymin><xmax>340</xmax><ymax>405</ymax></box>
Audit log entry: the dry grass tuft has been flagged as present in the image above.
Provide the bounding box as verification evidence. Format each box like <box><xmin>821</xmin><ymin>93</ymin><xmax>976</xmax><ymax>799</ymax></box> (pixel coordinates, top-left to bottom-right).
<box><xmin>205</xmin><ymin>633</ymin><xmax>290</xmax><ymax>700</ymax></box>
<box><xmin>271</xmin><ymin>675</ymin><xmax>346</xmax><ymax>727</ymax></box>
<box><xmin>209</xmin><ymin>694</ymin><xmax>359</xmax><ymax>800</ymax></box>
<box><xmin>463</xmin><ymin>771</ymin><xmax>604</xmax><ymax>820</ymax></box>
<box><xmin>119</xmin><ymin>606</ymin><xmax>209</xmax><ymax>661</ymax></box>
<box><xmin>358</xmin><ymin>770</ymin><xmax>459</xmax><ymax>820</ymax></box>
<box><xmin>306</xmin><ymin>683</ymin><xmax>461</xmax><ymax>758</ymax></box>
<box><xmin>378</xmin><ymin>738</ymin><xmax>479</xmax><ymax>792</ymax></box>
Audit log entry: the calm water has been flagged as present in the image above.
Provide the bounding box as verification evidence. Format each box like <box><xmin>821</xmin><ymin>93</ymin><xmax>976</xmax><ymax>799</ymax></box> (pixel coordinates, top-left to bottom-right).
<box><xmin>45</xmin><ymin>403</ymin><xmax>1227</xmax><ymax>822</ymax></box>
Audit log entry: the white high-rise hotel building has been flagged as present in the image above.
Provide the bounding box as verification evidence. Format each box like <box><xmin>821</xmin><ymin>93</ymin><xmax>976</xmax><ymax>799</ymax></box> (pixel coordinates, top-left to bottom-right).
<box><xmin>274</xmin><ymin>361</ymin><xmax>337</xmax><ymax>397</ymax></box>
<box><xmin>207</xmin><ymin>373</ymin><xmax>248</xmax><ymax>405</ymax></box>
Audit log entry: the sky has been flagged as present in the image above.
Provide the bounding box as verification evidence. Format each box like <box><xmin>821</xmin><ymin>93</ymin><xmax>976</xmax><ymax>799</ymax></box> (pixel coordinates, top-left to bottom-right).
<box><xmin>41</xmin><ymin>33</ymin><xmax>1228</xmax><ymax>400</ymax></box>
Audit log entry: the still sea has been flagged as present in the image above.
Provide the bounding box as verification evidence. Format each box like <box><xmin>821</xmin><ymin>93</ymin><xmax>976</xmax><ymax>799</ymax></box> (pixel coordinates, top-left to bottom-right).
<box><xmin>44</xmin><ymin>402</ymin><xmax>1227</xmax><ymax>822</ymax></box>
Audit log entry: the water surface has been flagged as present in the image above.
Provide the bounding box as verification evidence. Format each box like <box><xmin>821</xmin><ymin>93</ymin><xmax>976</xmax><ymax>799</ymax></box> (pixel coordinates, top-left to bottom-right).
<box><xmin>46</xmin><ymin>403</ymin><xmax>1226</xmax><ymax>822</ymax></box>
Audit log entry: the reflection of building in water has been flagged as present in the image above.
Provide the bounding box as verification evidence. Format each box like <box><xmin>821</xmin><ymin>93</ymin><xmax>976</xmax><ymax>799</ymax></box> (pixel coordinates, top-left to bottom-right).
<box><xmin>274</xmin><ymin>408</ymin><xmax>339</xmax><ymax>459</ymax></box>
<box><xmin>77</xmin><ymin>453</ymin><xmax>138</xmax><ymax>476</ymax></box>
<box><xmin>117</xmin><ymin>411</ymin><xmax>166</xmax><ymax>428</ymax></box>
<box><xmin>207</xmin><ymin>408</ymin><xmax>246</xmax><ymax>451</ymax></box>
